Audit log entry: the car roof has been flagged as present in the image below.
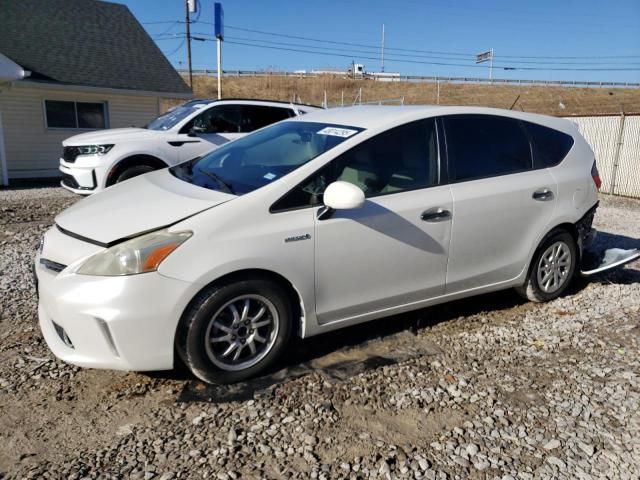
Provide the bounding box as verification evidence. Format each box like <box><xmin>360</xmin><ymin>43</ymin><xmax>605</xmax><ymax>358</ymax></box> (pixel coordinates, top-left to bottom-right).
<box><xmin>185</xmin><ymin>98</ymin><xmax>322</xmax><ymax>109</ymax></box>
<box><xmin>290</xmin><ymin>105</ymin><xmax>575</xmax><ymax>133</ymax></box>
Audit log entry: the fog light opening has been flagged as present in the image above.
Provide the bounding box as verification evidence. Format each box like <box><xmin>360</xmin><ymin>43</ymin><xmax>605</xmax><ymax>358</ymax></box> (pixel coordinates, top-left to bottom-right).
<box><xmin>52</xmin><ymin>321</ymin><xmax>74</xmax><ymax>349</ymax></box>
<box><xmin>95</xmin><ymin>318</ymin><xmax>120</xmax><ymax>358</ymax></box>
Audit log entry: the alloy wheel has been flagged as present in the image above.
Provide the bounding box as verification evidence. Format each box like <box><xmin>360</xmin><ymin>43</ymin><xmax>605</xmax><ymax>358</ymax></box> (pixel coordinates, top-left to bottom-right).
<box><xmin>536</xmin><ymin>241</ymin><xmax>572</xmax><ymax>294</ymax></box>
<box><xmin>204</xmin><ymin>294</ymin><xmax>279</xmax><ymax>371</ymax></box>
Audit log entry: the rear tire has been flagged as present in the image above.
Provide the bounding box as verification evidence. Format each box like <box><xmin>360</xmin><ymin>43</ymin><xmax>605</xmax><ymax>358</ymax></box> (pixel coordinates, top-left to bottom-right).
<box><xmin>176</xmin><ymin>279</ymin><xmax>292</xmax><ymax>384</ymax></box>
<box><xmin>115</xmin><ymin>164</ymin><xmax>156</xmax><ymax>183</ymax></box>
<box><xmin>516</xmin><ymin>230</ymin><xmax>577</xmax><ymax>302</ymax></box>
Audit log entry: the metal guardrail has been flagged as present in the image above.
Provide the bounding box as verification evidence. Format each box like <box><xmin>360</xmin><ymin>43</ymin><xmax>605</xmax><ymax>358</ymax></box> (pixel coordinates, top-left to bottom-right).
<box><xmin>177</xmin><ymin>69</ymin><xmax>640</xmax><ymax>89</ymax></box>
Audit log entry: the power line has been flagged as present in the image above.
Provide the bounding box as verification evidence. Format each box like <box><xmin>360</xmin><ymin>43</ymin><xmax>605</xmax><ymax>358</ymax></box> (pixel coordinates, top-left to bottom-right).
<box><xmin>216</xmin><ymin>39</ymin><xmax>640</xmax><ymax>71</ymax></box>
<box><xmin>197</xmin><ymin>22</ymin><xmax>476</xmax><ymax>57</ymax></box>
<box><xmin>186</xmin><ymin>32</ymin><xmax>640</xmax><ymax>68</ymax></box>
<box><xmin>197</xmin><ymin>22</ymin><xmax>640</xmax><ymax>61</ymax></box>
<box><xmin>155</xmin><ymin>21</ymin><xmax>181</xmax><ymax>36</ymax></box>
<box><xmin>198</xmin><ymin>34</ymin><xmax>640</xmax><ymax>66</ymax></box>
<box><xmin>164</xmin><ymin>39</ymin><xmax>186</xmax><ymax>57</ymax></box>
<box><xmin>152</xmin><ymin>20</ymin><xmax>640</xmax><ymax>61</ymax></box>
<box><xmin>142</xmin><ymin>20</ymin><xmax>181</xmax><ymax>25</ymax></box>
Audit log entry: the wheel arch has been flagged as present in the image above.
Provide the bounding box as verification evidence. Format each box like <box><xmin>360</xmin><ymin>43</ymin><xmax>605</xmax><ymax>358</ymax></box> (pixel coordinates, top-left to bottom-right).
<box><xmin>106</xmin><ymin>154</ymin><xmax>169</xmax><ymax>187</ymax></box>
<box><xmin>523</xmin><ymin>222</ymin><xmax>580</xmax><ymax>280</ymax></box>
<box><xmin>177</xmin><ymin>268</ymin><xmax>306</xmax><ymax>340</ymax></box>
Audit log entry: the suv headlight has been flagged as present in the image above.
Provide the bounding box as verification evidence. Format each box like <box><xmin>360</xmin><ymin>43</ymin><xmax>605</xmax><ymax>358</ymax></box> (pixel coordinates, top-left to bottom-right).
<box><xmin>76</xmin><ymin>229</ymin><xmax>192</xmax><ymax>276</ymax></box>
<box><xmin>77</xmin><ymin>144</ymin><xmax>114</xmax><ymax>156</ymax></box>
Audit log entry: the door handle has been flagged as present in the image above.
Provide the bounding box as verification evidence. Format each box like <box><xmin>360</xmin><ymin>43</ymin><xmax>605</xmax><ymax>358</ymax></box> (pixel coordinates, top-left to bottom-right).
<box><xmin>421</xmin><ymin>207</ymin><xmax>452</xmax><ymax>222</ymax></box>
<box><xmin>532</xmin><ymin>188</ymin><xmax>554</xmax><ymax>201</ymax></box>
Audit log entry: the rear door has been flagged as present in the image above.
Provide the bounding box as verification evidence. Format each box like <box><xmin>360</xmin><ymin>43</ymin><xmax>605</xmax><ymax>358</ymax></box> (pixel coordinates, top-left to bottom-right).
<box><xmin>443</xmin><ymin>114</ymin><xmax>557</xmax><ymax>292</ymax></box>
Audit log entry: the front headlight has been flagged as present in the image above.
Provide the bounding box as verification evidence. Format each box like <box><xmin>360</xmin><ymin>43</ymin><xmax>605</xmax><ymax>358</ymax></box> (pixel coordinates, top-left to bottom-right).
<box><xmin>76</xmin><ymin>229</ymin><xmax>192</xmax><ymax>276</ymax></box>
<box><xmin>77</xmin><ymin>144</ymin><xmax>114</xmax><ymax>156</ymax></box>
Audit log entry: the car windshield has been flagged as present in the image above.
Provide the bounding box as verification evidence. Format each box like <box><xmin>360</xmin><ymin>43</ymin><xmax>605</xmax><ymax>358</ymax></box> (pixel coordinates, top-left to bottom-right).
<box><xmin>169</xmin><ymin>121</ymin><xmax>363</xmax><ymax>195</ymax></box>
<box><xmin>145</xmin><ymin>101</ymin><xmax>212</xmax><ymax>131</ymax></box>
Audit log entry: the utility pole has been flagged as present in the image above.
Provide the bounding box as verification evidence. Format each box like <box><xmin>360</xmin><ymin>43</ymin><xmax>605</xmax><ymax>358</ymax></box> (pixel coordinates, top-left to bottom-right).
<box><xmin>381</xmin><ymin>24</ymin><xmax>385</xmax><ymax>73</ymax></box>
<box><xmin>214</xmin><ymin>2</ymin><xmax>224</xmax><ymax>99</ymax></box>
<box><xmin>217</xmin><ymin>37</ymin><xmax>222</xmax><ymax>99</ymax></box>
<box><xmin>489</xmin><ymin>48</ymin><xmax>494</xmax><ymax>81</ymax></box>
<box><xmin>185</xmin><ymin>0</ymin><xmax>193</xmax><ymax>88</ymax></box>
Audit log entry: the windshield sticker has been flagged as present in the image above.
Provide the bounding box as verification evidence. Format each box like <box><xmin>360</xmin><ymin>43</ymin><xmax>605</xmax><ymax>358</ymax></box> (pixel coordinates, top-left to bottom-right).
<box><xmin>317</xmin><ymin>127</ymin><xmax>358</xmax><ymax>138</ymax></box>
<box><xmin>263</xmin><ymin>172</ymin><xmax>277</xmax><ymax>180</ymax></box>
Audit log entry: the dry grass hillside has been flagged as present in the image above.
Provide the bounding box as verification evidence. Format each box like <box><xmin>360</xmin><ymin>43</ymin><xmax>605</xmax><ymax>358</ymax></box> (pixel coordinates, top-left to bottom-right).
<box><xmin>181</xmin><ymin>75</ymin><xmax>640</xmax><ymax>116</ymax></box>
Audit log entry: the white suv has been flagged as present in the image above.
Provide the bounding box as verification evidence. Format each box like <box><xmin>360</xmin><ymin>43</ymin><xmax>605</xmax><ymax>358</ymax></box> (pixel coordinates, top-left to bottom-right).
<box><xmin>59</xmin><ymin>99</ymin><xmax>319</xmax><ymax>194</ymax></box>
<box><xmin>36</xmin><ymin>106</ymin><xmax>639</xmax><ymax>384</ymax></box>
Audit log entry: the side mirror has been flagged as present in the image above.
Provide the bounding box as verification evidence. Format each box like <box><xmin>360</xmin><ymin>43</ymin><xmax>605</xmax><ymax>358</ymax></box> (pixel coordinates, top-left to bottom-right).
<box><xmin>318</xmin><ymin>182</ymin><xmax>364</xmax><ymax>220</ymax></box>
<box><xmin>324</xmin><ymin>181</ymin><xmax>365</xmax><ymax>209</ymax></box>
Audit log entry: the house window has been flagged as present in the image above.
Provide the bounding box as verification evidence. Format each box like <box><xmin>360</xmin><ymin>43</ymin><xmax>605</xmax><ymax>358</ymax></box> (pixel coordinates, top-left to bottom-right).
<box><xmin>44</xmin><ymin>100</ymin><xmax>108</xmax><ymax>129</ymax></box>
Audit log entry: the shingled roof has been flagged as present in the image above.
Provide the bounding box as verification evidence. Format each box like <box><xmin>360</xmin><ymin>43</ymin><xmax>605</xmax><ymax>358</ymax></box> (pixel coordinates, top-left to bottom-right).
<box><xmin>0</xmin><ymin>0</ymin><xmax>191</xmax><ymax>96</ymax></box>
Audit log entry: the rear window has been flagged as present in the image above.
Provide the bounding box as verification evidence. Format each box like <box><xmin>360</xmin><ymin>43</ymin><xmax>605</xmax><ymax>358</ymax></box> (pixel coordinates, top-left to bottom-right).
<box><xmin>444</xmin><ymin>114</ymin><xmax>532</xmax><ymax>182</ymax></box>
<box><xmin>524</xmin><ymin>121</ymin><xmax>574</xmax><ymax>168</ymax></box>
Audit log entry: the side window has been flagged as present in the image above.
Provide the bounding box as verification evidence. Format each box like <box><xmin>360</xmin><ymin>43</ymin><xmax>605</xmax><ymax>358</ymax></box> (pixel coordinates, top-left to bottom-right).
<box><xmin>183</xmin><ymin>105</ymin><xmax>242</xmax><ymax>134</ymax></box>
<box><xmin>238</xmin><ymin>106</ymin><xmax>293</xmax><ymax>132</ymax></box>
<box><xmin>272</xmin><ymin>119</ymin><xmax>439</xmax><ymax>212</ymax></box>
<box><xmin>523</xmin><ymin>121</ymin><xmax>574</xmax><ymax>168</ymax></box>
<box><xmin>444</xmin><ymin>115</ymin><xmax>532</xmax><ymax>182</ymax></box>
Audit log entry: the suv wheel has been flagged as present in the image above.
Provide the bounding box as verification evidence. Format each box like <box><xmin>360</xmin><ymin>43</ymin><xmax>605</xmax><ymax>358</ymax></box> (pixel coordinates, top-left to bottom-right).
<box><xmin>516</xmin><ymin>230</ymin><xmax>577</xmax><ymax>302</ymax></box>
<box><xmin>177</xmin><ymin>279</ymin><xmax>292</xmax><ymax>384</ymax></box>
<box><xmin>115</xmin><ymin>164</ymin><xmax>156</xmax><ymax>183</ymax></box>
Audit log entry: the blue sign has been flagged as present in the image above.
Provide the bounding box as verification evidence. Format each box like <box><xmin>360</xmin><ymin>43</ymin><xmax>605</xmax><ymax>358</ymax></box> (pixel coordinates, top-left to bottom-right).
<box><xmin>214</xmin><ymin>2</ymin><xmax>224</xmax><ymax>40</ymax></box>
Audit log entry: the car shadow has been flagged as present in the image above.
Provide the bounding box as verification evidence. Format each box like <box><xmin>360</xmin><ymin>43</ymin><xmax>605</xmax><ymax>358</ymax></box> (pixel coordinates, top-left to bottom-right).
<box><xmin>152</xmin><ymin>230</ymin><xmax>639</xmax><ymax>403</ymax></box>
<box><xmin>169</xmin><ymin>289</ymin><xmax>528</xmax><ymax>403</ymax></box>
<box><xmin>333</xmin><ymin>200</ymin><xmax>446</xmax><ymax>254</ymax></box>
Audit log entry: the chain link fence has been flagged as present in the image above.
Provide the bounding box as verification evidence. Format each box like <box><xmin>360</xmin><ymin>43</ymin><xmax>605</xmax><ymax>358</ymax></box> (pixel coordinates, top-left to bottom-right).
<box><xmin>564</xmin><ymin>113</ymin><xmax>640</xmax><ymax>198</ymax></box>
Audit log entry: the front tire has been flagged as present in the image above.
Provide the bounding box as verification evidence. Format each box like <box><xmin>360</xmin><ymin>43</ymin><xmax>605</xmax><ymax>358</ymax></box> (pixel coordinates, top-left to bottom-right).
<box><xmin>517</xmin><ymin>230</ymin><xmax>577</xmax><ymax>302</ymax></box>
<box><xmin>115</xmin><ymin>164</ymin><xmax>156</xmax><ymax>183</ymax></box>
<box><xmin>177</xmin><ymin>279</ymin><xmax>292</xmax><ymax>384</ymax></box>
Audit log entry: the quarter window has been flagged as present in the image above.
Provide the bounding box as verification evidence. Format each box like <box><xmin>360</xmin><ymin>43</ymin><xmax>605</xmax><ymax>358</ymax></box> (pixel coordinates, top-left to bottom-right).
<box><xmin>444</xmin><ymin>114</ymin><xmax>532</xmax><ymax>182</ymax></box>
<box><xmin>45</xmin><ymin>100</ymin><xmax>107</xmax><ymax>129</ymax></box>
<box><xmin>523</xmin><ymin>121</ymin><xmax>574</xmax><ymax>168</ymax></box>
<box><xmin>272</xmin><ymin>118</ymin><xmax>439</xmax><ymax>211</ymax></box>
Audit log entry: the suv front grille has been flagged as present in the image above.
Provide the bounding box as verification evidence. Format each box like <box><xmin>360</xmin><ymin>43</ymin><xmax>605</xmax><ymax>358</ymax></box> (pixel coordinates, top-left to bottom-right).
<box><xmin>62</xmin><ymin>146</ymin><xmax>81</xmax><ymax>163</ymax></box>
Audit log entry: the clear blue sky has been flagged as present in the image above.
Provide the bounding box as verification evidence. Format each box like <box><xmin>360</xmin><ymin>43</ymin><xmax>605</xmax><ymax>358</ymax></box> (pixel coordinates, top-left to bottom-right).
<box><xmin>115</xmin><ymin>0</ymin><xmax>640</xmax><ymax>83</ymax></box>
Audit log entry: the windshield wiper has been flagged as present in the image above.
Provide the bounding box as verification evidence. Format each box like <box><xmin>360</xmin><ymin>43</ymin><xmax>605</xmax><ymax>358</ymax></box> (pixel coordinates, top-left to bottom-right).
<box><xmin>198</xmin><ymin>168</ymin><xmax>235</xmax><ymax>194</ymax></box>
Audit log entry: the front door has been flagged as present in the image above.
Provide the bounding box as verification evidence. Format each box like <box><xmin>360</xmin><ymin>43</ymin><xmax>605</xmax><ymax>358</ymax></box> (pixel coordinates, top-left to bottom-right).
<box><xmin>176</xmin><ymin>105</ymin><xmax>245</xmax><ymax>162</ymax></box>
<box><xmin>311</xmin><ymin>118</ymin><xmax>453</xmax><ymax>323</ymax></box>
<box><xmin>314</xmin><ymin>186</ymin><xmax>452</xmax><ymax>323</ymax></box>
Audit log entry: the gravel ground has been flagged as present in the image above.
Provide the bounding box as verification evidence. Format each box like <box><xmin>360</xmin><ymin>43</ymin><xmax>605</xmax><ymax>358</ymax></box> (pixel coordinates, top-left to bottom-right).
<box><xmin>1</xmin><ymin>186</ymin><xmax>639</xmax><ymax>480</ymax></box>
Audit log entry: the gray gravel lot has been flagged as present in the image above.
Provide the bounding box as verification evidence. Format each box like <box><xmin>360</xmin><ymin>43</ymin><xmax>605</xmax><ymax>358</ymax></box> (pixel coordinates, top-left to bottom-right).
<box><xmin>1</xmin><ymin>185</ymin><xmax>639</xmax><ymax>479</ymax></box>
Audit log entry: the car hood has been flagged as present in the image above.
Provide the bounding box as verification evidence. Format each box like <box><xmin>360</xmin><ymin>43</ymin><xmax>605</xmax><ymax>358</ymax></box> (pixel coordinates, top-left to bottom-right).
<box><xmin>62</xmin><ymin>127</ymin><xmax>163</xmax><ymax>146</ymax></box>
<box><xmin>55</xmin><ymin>169</ymin><xmax>235</xmax><ymax>245</ymax></box>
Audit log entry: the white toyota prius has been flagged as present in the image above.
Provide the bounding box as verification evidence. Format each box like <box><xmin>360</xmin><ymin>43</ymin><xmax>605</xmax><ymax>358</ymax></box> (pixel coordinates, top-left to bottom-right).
<box><xmin>35</xmin><ymin>105</ymin><xmax>639</xmax><ymax>384</ymax></box>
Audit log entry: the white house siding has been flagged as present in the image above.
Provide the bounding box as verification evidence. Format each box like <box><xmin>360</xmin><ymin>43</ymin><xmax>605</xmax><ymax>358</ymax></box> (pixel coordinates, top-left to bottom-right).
<box><xmin>0</xmin><ymin>83</ymin><xmax>162</xmax><ymax>178</ymax></box>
